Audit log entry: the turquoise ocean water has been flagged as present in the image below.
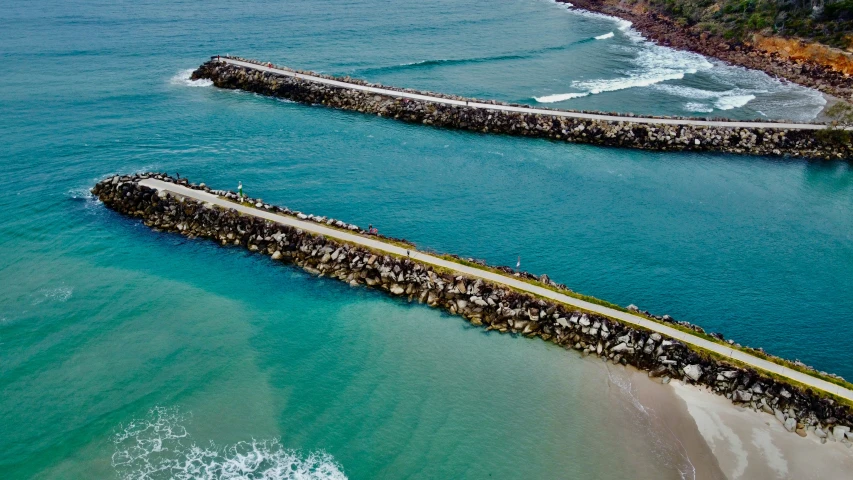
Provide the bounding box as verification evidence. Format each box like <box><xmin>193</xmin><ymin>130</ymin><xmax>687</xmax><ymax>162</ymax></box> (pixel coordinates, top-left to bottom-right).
<box><xmin>2</xmin><ymin>0</ymin><xmax>852</xmax><ymax>478</ymax></box>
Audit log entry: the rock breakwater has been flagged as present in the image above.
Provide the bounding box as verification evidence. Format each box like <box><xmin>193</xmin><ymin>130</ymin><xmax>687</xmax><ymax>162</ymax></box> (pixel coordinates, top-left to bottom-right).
<box><xmin>191</xmin><ymin>58</ymin><xmax>852</xmax><ymax>160</ymax></box>
<box><xmin>93</xmin><ymin>173</ymin><xmax>853</xmax><ymax>445</ymax></box>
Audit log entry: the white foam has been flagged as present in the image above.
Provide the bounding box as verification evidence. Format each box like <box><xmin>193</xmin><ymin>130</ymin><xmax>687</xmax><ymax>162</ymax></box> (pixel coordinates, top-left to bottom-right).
<box><xmin>544</xmin><ymin>7</ymin><xmax>714</xmax><ymax>98</ymax></box>
<box><xmin>653</xmin><ymin>84</ymin><xmax>765</xmax><ymax>113</ymax></box>
<box><xmin>561</xmin><ymin>5</ymin><xmax>633</xmax><ymax>36</ymax></box>
<box><xmin>705</xmin><ymin>62</ymin><xmax>825</xmax><ymax>120</ymax></box>
<box><xmin>113</xmin><ymin>407</ymin><xmax>347</xmax><ymax>480</ymax></box>
<box><xmin>171</xmin><ymin>69</ymin><xmax>213</xmax><ymax>88</ymax></box>
<box><xmin>633</xmin><ymin>45</ymin><xmax>713</xmax><ymax>77</ymax></box>
<box><xmin>32</xmin><ymin>286</ymin><xmax>73</xmax><ymax>305</ymax></box>
<box><xmin>545</xmin><ymin>2</ymin><xmax>718</xmax><ymax>99</ymax></box>
<box><xmin>715</xmin><ymin>94</ymin><xmax>756</xmax><ymax>110</ymax></box>
<box><xmin>68</xmin><ymin>186</ymin><xmax>102</xmax><ymax>212</ymax></box>
<box><xmin>574</xmin><ymin>71</ymin><xmax>686</xmax><ymax>95</ymax></box>
<box><xmin>684</xmin><ymin>102</ymin><xmax>714</xmax><ymax>113</ymax></box>
<box><xmin>555</xmin><ymin>0</ymin><xmax>824</xmax><ymax>120</ymax></box>
<box><xmin>534</xmin><ymin>92</ymin><xmax>589</xmax><ymax>103</ymax></box>
<box><xmin>653</xmin><ymin>84</ymin><xmax>724</xmax><ymax>100</ymax></box>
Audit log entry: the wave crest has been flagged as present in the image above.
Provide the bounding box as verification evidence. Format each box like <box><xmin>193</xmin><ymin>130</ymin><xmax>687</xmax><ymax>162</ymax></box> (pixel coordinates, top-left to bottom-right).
<box><xmin>113</xmin><ymin>407</ymin><xmax>347</xmax><ymax>480</ymax></box>
<box><xmin>684</xmin><ymin>102</ymin><xmax>714</xmax><ymax>113</ymax></box>
<box><xmin>594</xmin><ymin>32</ymin><xmax>614</xmax><ymax>40</ymax></box>
<box><xmin>534</xmin><ymin>92</ymin><xmax>589</xmax><ymax>103</ymax></box>
<box><xmin>715</xmin><ymin>94</ymin><xmax>756</xmax><ymax>110</ymax></box>
<box><xmin>654</xmin><ymin>85</ymin><xmax>759</xmax><ymax>112</ymax></box>
<box><xmin>357</xmin><ymin>54</ymin><xmax>528</xmax><ymax>75</ymax></box>
<box><xmin>575</xmin><ymin>71</ymin><xmax>687</xmax><ymax>95</ymax></box>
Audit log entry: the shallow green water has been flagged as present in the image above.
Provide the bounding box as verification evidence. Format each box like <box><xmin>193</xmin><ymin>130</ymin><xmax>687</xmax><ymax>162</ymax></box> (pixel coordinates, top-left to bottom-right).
<box><xmin>1</xmin><ymin>0</ymin><xmax>852</xmax><ymax>478</ymax></box>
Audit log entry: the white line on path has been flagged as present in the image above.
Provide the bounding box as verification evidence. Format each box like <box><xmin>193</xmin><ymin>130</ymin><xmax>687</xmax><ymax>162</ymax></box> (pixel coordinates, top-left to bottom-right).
<box><xmin>220</xmin><ymin>58</ymin><xmax>844</xmax><ymax>131</ymax></box>
<box><xmin>139</xmin><ymin>178</ymin><xmax>853</xmax><ymax>402</ymax></box>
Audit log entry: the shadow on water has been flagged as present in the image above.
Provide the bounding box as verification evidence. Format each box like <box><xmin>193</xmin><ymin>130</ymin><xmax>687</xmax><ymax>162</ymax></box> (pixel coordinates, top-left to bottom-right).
<box><xmin>802</xmin><ymin>160</ymin><xmax>853</xmax><ymax>195</ymax></box>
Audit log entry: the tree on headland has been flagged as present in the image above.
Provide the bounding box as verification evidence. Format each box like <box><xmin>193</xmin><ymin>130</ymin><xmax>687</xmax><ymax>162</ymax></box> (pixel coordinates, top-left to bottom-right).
<box><xmin>826</xmin><ymin>101</ymin><xmax>853</xmax><ymax>126</ymax></box>
<box><xmin>645</xmin><ymin>0</ymin><xmax>853</xmax><ymax>48</ymax></box>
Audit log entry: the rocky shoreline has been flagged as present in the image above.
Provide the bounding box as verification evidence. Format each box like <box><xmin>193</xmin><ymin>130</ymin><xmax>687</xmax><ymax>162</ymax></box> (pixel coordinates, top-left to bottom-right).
<box><xmin>93</xmin><ymin>172</ymin><xmax>853</xmax><ymax>446</ymax></box>
<box><xmin>561</xmin><ymin>0</ymin><xmax>853</xmax><ymax>102</ymax></box>
<box><xmin>191</xmin><ymin>58</ymin><xmax>853</xmax><ymax>160</ymax></box>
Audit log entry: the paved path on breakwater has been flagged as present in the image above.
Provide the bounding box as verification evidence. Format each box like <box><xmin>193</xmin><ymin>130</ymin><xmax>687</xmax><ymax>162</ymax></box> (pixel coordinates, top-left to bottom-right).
<box><xmin>219</xmin><ymin>57</ymin><xmax>844</xmax><ymax>131</ymax></box>
<box><xmin>140</xmin><ymin>178</ymin><xmax>853</xmax><ymax>401</ymax></box>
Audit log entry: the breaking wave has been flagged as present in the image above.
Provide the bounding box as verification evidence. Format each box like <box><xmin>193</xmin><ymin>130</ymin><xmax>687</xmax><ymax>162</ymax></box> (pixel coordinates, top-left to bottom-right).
<box><xmin>555</xmin><ymin>2</ymin><xmax>636</xmax><ymax>40</ymax></box>
<box><xmin>533</xmin><ymin>6</ymin><xmax>714</xmax><ymax>101</ymax></box>
<box><xmin>171</xmin><ymin>69</ymin><xmax>213</xmax><ymax>87</ymax></box>
<box><xmin>112</xmin><ymin>407</ymin><xmax>347</xmax><ymax>480</ymax></box>
<box><xmin>715</xmin><ymin>94</ymin><xmax>756</xmax><ymax>110</ymax></box>
<box><xmin>68</xmin><ymin>186</ymin><xmax>101</xmax><ymax>212</ymax></box>
<box><xmin>569</xmin><ymin>46</ymin><xmax>713</xmax><ymax>95</ymax></box>
<box><xmin>707</xmin><ymin>64</ymin><xmax>826</xmax><ymax>120</ymax></box>
<box><xmin>576</xmin><ymin>71</ymin><xmax>687</xmax><ymax>95</ymax></box>
<box><xmin>534</xmin><ymin>92</ymin><xmax>589</xmax><ymax>103</ymax></box>
<box><xmin>654</xmin><ymin>84</ymin><xmax>760</xmax><ymax>112</ymax></box>
<box><xmin>534</xmin><ymin>2</ymin><xmax>715</xmax><ymax>101</ymax></box>
<box><xmin>684</xmin><ymin>102</ymin><xmax>714</xmax><ymax>113</ymax></box>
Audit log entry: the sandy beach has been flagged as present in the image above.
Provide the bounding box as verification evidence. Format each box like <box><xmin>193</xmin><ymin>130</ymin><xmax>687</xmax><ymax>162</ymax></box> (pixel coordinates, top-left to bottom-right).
<box><xmin>600</xmin><ymin>365</ymin><xmax>726</xmax><ymax>479</ymax></box>
<box><xmin>605</xmin><ymin>363</ymin><xmax>853</xmax><ymax>479</ymax></box>
<box><xmin>670</xmin><ymin>381</ymin><xmax>853</xmax><ymax>479</ymax></box>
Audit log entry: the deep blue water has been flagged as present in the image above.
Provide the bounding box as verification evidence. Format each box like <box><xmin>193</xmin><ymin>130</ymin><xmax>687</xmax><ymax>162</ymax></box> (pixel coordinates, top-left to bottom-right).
<box><xmin>1</xmin><ymin>0</ymin><xmax>852</xmax><ymax>478</ymax></box>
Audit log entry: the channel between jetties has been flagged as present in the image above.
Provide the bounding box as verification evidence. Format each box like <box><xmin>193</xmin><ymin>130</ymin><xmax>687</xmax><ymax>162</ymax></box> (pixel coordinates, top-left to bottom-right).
<box><xmin>138</xmin><ymin>176</ymin><xmax>852</xmax><ymax>402</ymax></box>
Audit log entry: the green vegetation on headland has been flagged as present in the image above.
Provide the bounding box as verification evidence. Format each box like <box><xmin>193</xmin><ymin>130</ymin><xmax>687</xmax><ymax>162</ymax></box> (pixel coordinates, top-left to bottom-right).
<box><xmin>644</xmin><ymin>0</ymin><xmax>853</xmax><ymax>48</ymax></box>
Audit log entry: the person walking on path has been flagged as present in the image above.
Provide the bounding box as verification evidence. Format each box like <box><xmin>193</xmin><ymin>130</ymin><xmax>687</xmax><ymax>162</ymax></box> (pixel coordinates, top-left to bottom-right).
<box><xmin>238</xmin><ymin>181</ymin><xmax>243</xmax><ymax>202</ymax></box>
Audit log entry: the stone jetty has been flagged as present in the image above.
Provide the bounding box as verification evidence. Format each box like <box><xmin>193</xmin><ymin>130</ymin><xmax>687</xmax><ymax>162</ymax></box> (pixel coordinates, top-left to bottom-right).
<box><xmin>190</xmin><ymin>56</ymin><xmax>853</xmax><ymax>160</ymax></box>
<box><xmin>93</xmin><ymin>172</ymin><xmax>853</xmax><ymax>445</ymax></box>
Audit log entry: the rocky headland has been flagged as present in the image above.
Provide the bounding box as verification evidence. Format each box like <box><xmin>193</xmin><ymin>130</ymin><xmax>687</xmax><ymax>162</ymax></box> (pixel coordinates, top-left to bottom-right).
<box><xmin>190</xmin><ymin>58</ymin><xmax>853</xmax><ymax>160</ymax></box>
<box><xmin>562</xmin><ymin>0</ymin><xmax>853</xmax><ymax>103</ymax></box>
<box><xmin>93</xmin><ymin>172</ymin><xmax>853</xmax><ymax>447</ymax></box>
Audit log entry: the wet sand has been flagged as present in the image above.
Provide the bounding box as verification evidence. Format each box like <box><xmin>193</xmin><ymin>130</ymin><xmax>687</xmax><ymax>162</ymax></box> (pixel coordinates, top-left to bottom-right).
<box><xmin>671</xmin><ymin>381</ymin><xmax>853</xmax><ymax>479</ymax></box>
<box><xmin>603</xmin><ymin>363</ymin><xmax>853</xmax><ymax>479</ymax></box>
<box><xmin>603</xmin><ymin>364</ymin><xmax>727</xmax><ymax>479</ymax></box>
